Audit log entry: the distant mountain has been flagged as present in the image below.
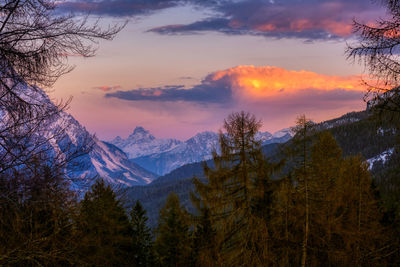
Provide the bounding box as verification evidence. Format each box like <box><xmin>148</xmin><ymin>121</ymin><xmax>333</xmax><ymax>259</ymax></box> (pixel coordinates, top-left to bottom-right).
<box><xmin>130</xmin><ymin>131</ymin><xmax>219</xmax><ymax>176</ymax></box>
<box><xmin>111</xmin><ymin>128</ymin><xmax>293</xmax><ymax>176</ymax></box>
<box><xmin>111</xmin><ymin>127</ymin><xmax>182</xmax><ymax>159</ymax></box>
<box><xmin>126</xmin><ymin>110</ymin><xmax>398</xmax><ymax>227</ymax></box>
<box><xmin>0</xmin><ymin>85</ymin><xmax>157</xmax><ymax>187</ymax></box>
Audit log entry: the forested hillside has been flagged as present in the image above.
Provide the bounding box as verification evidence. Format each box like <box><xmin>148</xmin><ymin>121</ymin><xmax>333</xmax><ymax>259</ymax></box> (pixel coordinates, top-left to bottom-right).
<box><xmin>126</xmin><ymin>110</ymin><xmax>398</xmax><ymax>228</ymax></box>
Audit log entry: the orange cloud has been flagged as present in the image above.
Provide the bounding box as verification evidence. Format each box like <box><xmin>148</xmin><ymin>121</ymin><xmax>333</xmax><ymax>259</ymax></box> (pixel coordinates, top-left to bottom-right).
<box><xmin>208</xmin><ymin>65</ymin><xmax>365</xmax><ymax>100</ymax></box>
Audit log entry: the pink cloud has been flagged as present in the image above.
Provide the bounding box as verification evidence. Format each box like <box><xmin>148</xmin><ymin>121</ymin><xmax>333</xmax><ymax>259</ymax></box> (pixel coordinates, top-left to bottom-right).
<box><xmin>93</xmin><ymin>85</ymin><xmax>122</xmax><ymax>92</ymax></box>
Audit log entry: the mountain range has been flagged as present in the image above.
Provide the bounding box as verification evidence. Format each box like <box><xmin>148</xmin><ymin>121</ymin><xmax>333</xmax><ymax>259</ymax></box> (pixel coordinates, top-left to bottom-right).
<box><xmin>125</xmin><ymin>110</ymin><xmax>398</xmax><ymax>227</ymax></box>
<box><xmin>110</xmin><ymin>127</ymin><xmax>293</xmax><ymax>175</ymax></box>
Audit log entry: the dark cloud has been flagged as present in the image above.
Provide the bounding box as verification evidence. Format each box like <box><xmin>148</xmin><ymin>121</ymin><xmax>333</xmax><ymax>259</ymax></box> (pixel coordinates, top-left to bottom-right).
<box><xmin>105</xmin><ymin>80</ymin><xmax>233</xmax><ymax>103</ymax></box>
<box><xmin>57</xmin><ymin>0</ymin><xmax>222</xmax><ymax>17</ymax></box>
<box><xmin>148</xmin><ymin>0</ymin><xmax>384</xmax><ymax>40</ymax></box>
<box><xmin>57</xmin><ymin>0</ymin><xmax>180</xmax><ymax>16</ymax></box>
<box><xmin>56</xmin><ymin>0</ymin><xmax>383</xmax><ymax>40</ymax></box>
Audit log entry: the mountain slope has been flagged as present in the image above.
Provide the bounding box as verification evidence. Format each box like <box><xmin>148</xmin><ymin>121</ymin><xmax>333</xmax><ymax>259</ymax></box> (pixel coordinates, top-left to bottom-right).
<box><xmin>126</xmin><ymin>110</ymin><xmax>398</xmax><ymax>227</ymax></box>
<box><xmin>47</xmin><ymin>109</ymin><xmax>158</xmax><ymax>187</ymax></box>
<box><xmin>0</xmin><ymin>85</ymin><xmax>157</xmax><ymax>187</ymax></box>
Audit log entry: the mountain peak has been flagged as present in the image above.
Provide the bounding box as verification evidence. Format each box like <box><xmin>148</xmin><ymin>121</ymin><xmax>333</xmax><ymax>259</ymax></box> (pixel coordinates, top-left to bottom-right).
<box><xmin>127</xmin><ymin>126</ymin><xmax>155</xmax><ymax>141</ymax></box>
<box><xmin>132</xmin><ymin>126</ymin><xmax>148</xmax><ymax>135</ymax></box>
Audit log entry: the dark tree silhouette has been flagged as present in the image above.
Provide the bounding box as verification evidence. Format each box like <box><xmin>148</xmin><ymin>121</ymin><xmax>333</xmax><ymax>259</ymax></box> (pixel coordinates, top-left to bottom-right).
<box><xmin>346</xmin><ymin>0</ymin><xmax>400</xmax><ymax>112</ymax></box>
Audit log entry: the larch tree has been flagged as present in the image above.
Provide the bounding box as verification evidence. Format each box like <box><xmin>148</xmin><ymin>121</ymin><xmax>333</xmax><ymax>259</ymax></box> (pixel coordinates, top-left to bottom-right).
<box><xmin>289</xmin><ymin>114</ymin><xmax>315</xmax><ymax>267</ymax></box>
<box><xmin>346</xmin><ymin>0</ymin><xmax>400</xmax><ymax>112</ymax></box>
<box><xmin>192</xmin><ymin>111</ymin><xmax>275</xmax><ymax>266</ymax></box>
<box><xmin>337</xmin><ymin>156</ymin><xmax>391</xmax><ymax>266</ymax></box>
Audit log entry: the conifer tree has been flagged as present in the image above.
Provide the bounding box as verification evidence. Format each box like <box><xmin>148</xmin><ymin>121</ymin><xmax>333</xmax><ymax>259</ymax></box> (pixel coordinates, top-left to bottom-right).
<box><xmin>286</xmin><ymin>131</ymin><xmax>391</xmax><ymax>265</ymax></box>
<box><xmin>270</xmin><ymin>173</ymin><xmax>301</xmax><ymax>266</ymax></box>
<box><xmin>76</xmin><ymin>180</ymin><xmax>132</xmax><ymax>266</ymax></box>
<box><xmin>192</xmin><ymin>111</ymin><xmax>275</xmax><ymax>266</ymax></box>
<box><xmin>191</xmin><ymin>207</ymin><xmax>217</xmax><ymax>266</ymax></box>
<box><xmin>338</xmin><ymin>156</ymin><xmax>389</xmax><ymax>266</ymax></box>
<box><xmin>130</xmin><ymin>200</ymin><xmax>154</xmax><ymax>267</ymax></box>
<box><xmin>154</xmin><ymin>193</ymin><xmax>192</xmax><ymax>267</ymax></box>
<box><xmin>0</xmin><ymin>160</ymin><xmax>79</xmax><ymax>265</ymax></box>
<box><xmin>289</xmin><ymin>114</ymin><xmax>315</xmax><ymax>267</ymax></box>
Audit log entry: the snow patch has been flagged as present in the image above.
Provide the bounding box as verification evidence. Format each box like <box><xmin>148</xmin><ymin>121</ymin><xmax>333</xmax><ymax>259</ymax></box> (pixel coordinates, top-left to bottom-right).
<box><xmin>367</xmin><ymin>148</ymin><xmax>394</xmax><ymax>170</ymax></box>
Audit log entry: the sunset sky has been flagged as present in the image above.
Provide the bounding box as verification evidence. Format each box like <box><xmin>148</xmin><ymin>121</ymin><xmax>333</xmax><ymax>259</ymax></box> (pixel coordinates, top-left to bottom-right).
<box><xmin>50</xmin><ymin>0</ymin><xmax>386</xmax><ymax>140</ymax></box>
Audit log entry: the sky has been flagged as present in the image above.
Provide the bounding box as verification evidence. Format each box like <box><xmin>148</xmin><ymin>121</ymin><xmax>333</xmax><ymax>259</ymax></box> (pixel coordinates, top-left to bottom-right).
<box><xmin>50</xmin><ymin>0</ymin><xmax>386</xmax><ymax>140</ymax></box>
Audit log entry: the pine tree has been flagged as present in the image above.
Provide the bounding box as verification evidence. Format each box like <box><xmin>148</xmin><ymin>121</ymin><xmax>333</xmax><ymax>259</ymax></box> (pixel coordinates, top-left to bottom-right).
<box><xmin>154</xmin><ymin>193</ymin><xmax>192</xmax><ymax>267</ymax></box>
<box><xmin>130</xmin><ymin>201</ymin><xmax>154</xmax><ymax>267</ymax></box>
<box><xmin>76</xmin><ymin>180</ymin><xmax>133</xmax><ymax>266</ymax></box>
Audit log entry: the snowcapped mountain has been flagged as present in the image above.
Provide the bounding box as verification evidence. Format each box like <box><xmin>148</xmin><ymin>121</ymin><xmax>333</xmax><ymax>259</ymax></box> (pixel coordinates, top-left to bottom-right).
<box><xmin>111</xmin><ymin>127</ymin><xmax>293</xmax><ymax>176</ymax></box>
<box><xmin>0</xmin><ymin>85</ymin><xmax>157</xmax><ymax>187</ymax></box>
<box><xmin>45</xmin><ymin>110</ymin><xmax>157</xmax><ymax>187</ymax></box>
<box><xmin>111</xmin><ymin>127</ymin><xmax>182</xmax><ymax>158</ymax></box>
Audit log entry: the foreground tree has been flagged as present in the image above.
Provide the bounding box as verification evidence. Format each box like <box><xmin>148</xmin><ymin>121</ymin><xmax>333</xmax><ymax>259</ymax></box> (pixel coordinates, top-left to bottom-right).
<box><xmin>130</xmin><ymin>201</ymin><xmax>154</xmax><ymax>267</ymax></box>
<box><xmin>280</xmin><ymin>131</ymin><xmax>392</xmax><ymax>266</ymax></box>
<box><xmin>76</xmin><ymin>180</ymin><xmax>132</xmax><ymax>266</ymax></box>
<box><xmin>154</xmin><ymin>193</ymin><xmax>192</xmax><ymax>267</ymax></box>
<box><xmin>0</xmin><ymin>159</ymin><xmax>79</xmax><ymax>265</ymax></box>
<box><xmin>192</xmin><ymin>111</ymin><xmax>276</xmax><ymax>266</ymax></box>
<box><xmin>288</xmin><ymin>115</ymin><xmax>315</xmax><ymax>267</ymax></box>
<box><xmin>347</xmin><ymin>1</ymin><xmax>400</xmax><ymax>260</ymax></box>
<box><xmin>346</xmin><ymin>0</ymin><xmax>400</xmax><ymax>112</ymax></box>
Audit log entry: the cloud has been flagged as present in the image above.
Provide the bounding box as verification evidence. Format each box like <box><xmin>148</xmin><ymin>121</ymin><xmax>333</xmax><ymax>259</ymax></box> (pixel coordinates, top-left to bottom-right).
<box><xmin>208</xmin><ymin>65</ymin><xmax>364</xmax><ymax>100</ymax></box>
<box><xmin>57</xmin><ymin>0</ymin><xmax>179</xmax><ymax>16</ymax></box>
<box><xmin>56</xmin><ymin>0</ymin><xmax>384</xmax><ymax>40</ymax></box>
<box><xmin>94</xmin><ymin>85</ymin><xmax>122</xmax><ymax>92</ymax></box>
<box><xmin>101</xmin><ymin>65</ymin><xmax>368</xmax><ymax>138</ymax></box>
<box><xmin>105</xmin><ymin>65</ymin><xmax>366</xmax><ymax>109</ymax></box>
<box><xmin>149</xmin><ymin>0</ymin><xmax>384</xmax><ymax>40</ymax></box>
<box><xmin>105</xmin><ymin>83</ymin><xmax>233</xmax><ymax>103</ymax></box>
<box><xmin>56</xmin><ymin>0</ymin><xmax>220</xmax><ymax>17</ymax></box>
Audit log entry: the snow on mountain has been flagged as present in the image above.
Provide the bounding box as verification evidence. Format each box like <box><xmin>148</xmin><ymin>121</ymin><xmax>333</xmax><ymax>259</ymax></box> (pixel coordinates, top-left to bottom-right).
<box><xmin>130</xmin><ymin>131</ymin><xmax>219</xmax><ymax>176</ymax></box>
<box><xmin>112</xmin><ymin>127</ymin><xmax>293</xmax><ymax>176</ymax></box>
<box><xmin>110</xmin><ymin>127</ymin><xmax>182</xmax><ymax>158</ymax></box>
<box><xmin>255</xmin><ymin>131</ymin><xmax>273</xmax><ymax>142</ymax></box>
<box><xmin>272</xmin><ymin>128</ymin><xmax>292</xmax><ymax>138</ymax></box>
<box><xmin>0</xmin><ymin>85</ymin><xmax>157</xmax><ymax>187</ymax></box>
<box><xmin>367</xmin><ymin>148</ymin><xmax>394</xmax><ymax>170</ymax></box>
<box><xmin>46</xmin><ymin>112</ymin><xmax>157</xmax><ymax>187</ymax></box>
